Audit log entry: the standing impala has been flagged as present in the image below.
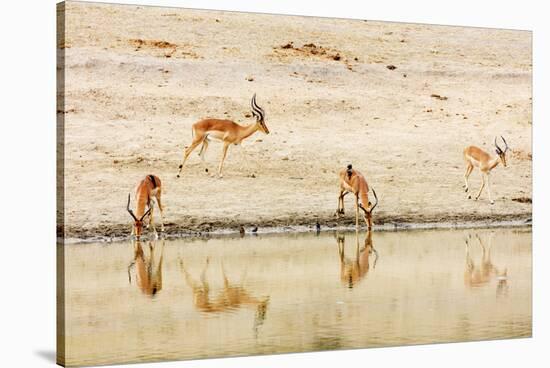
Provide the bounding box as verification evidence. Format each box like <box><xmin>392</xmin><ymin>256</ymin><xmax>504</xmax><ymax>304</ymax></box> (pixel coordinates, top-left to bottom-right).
<box><xmin>127</xmin><ymin>174</ymin><xmax>164</xmax><ymax>239</ymax></box>
<box><xmin>463</xmin><ymin>136</ymin><xmax>509</xmax><ymax>204</ymax></box>
<box><xmin>336</xmin><ymin>164</ymin><xmax>378</xmax><ymax>231</ymax></box>
<box><xmin>177</xmin><ymin>93</ymin><xmax>269</xmax><ymax>178</ymax></box>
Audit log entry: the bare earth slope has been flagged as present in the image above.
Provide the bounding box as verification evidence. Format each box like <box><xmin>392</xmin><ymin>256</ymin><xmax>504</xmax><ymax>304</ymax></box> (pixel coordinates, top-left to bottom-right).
<box><xmin>59</xmin><ymin>2</ymin><xmax>532</xmax><ymax>239</ymax></box>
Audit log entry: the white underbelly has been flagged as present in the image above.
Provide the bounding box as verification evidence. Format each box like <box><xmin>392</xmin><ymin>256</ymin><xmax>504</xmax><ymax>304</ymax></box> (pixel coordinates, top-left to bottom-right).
<box><xmin>205</xmin><ymin>130</ymin><xmax>226</xmax><ymax>141</ymax></box>
<box><xmin>469</xmin><ymin>158</ymin><xmax>481</xmax><ymax>167</ymax></box>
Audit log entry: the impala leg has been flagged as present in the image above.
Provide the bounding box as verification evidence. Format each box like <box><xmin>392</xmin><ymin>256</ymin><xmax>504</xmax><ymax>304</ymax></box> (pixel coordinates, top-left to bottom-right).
<box><xmin>200</xmin><ymin>257</ymin><xmax>210</xmax><ymax>288</ymax></box>
<box><xmin>177</xmin><ymin>138</ymin><xmax>204</xmax><ymax>178</ymax></box>
<box><xmin>148</xmin><ymin>202</ymin><xmax>158</xmax><ymax>239</ymax></box>
<box><xmin>487</xmin><ymin>173</ymin><xmax>494</xmax><ymax>205</ymax></box>
<box><xmin>239</xmin><ymin>144</ymin><xmax>250</xmax><ymax>174</ymax></box>
<box><xmin>218</xmin><ymin>141</ymin><xmax>230</xmax><ymax>178</ymax></box>
<box><xmin>465</xmin><ymin>240</ymin><xmax>474</xmax><ymax>272</ymax></box>
<box><xmin>155</xmin><ymin>193</ymin><xmax>165</xmax><ymax>233</ymax></box>
<box><xmin>355</xmin><ymin>194</ymin><xmax>360</xmax><ymax>230</ymax></box>
<box><xmin>221</xmin><ymin>261</ymin><xmax>230</xmax><ymax>288</ymax></box>
<box><xmin>464</xmin><ymin>164</ymin><xmax>473</xmax><ymax>194</ymax></box>
<box><xmin>355</xmin><ymin>231</ymin><xmax>360</xmax><ymax>260</ymax></box>
<box><xmin>337</xmin><ymin>235</ymin><xmax>345</xmax><ymax>262</ymax></box>
<box><xmin>198</xmin><ymin>138</ymin><xmax>211</xmax><ymax>174</ymax></box>
<box><xmin>475</xmin><ymin>173</ymin><xmax>486</xmax><ymax>201</ymax></box>
<box><xmin>180</xmin><ymin>260</ymin><xmax>197</xmax><ymax>289</ymax></box>
<box><xmin>336</xmin><ymin>189</ymin><xmax>344</xmax><ymax>216</ymax></box>
<box><xmin>336</xmin><ymin>190</ymin><xmax>349</xmax><ymax>217</ymax></box>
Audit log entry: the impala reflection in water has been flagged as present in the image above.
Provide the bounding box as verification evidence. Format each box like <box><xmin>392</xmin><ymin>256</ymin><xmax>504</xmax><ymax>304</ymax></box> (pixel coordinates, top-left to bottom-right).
<box><xmin>336</xmin><ymin>231</ymin><xmax>378</xmax><ymax>289</ymax></box>
<box><xmin>464</xmin><ymin>233</ymin><xmax>509</xmax><ymax>296</ymax></box>
<box><xmin>128</xmin><ymin>240</ymin><xmax>164</xmax><ymax>297</ymax></box>
<box><xmin>180</xmin><ymin>257</ymin><xmax>270</xmax><ymax>333</ymax></box>
<box><xmin>63</xmin><ymin>227</ymin><xmax>531</xmax><ymax>366</ymax></box>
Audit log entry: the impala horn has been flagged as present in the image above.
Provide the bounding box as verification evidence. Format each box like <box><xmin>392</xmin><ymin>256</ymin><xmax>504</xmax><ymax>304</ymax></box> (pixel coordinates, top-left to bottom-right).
<box><xmin>501</xmin><ymin>136</ymin><xmax>509</xmax><ymax>152</ymax></box>
<box><xmin>250</xmin><ymin>93</ymin><xmax>265</xmax><ymax>122</ymax></box>
<box><xmin>369</xmin><ymin>188</ymin><xmax>379</xmax><ymax>212</ymax></box>
<box><xmin>127</xmin><ymin>194</ymin><xmax>138</xmax><ymax>221</ymax></box>
<box><xmin>140</xmin><ymin>207</ymin><xmax>152</xmax><ymax>221</ymax></box>
<box><xmin>494</xmin><ymin>136</ymin><xmax>503</xmax><ymax>154</ymax></box>
<box><xmin>359</xmin><ymin>189</ymin><xmax>378</xmax><ymax>214</ymax></box>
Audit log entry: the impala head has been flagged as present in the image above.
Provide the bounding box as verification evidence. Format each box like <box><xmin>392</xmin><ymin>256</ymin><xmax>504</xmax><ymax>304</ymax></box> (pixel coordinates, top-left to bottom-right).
<box><xmin>494</xmin><ymin>136</ymin><xmax>509</xmax><ymax>167</ymax></box>
<box><xmin>359</xmin><ymin>188</ymin><xmax>378</xmax><ymax>230</ymax></box>
<box><xmin>251</xmin><ymin>93</ymin><xmax>269</xmax><ymax>134</ymax></box>
<box><xmin>346</xmin><ymin>164</ymin><xmax>353</xmax><ymax>180</ymax></box>
<box><xmin>127</xmin><ymin>193</ymin><xmax>151</xmax><ymax>239</ymax></box>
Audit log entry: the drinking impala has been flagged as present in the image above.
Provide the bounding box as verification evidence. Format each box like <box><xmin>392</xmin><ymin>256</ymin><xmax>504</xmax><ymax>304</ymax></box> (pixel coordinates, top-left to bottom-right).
<box><xmin>336</xmin><ymin>164</ymin><xmax>378</xmax><ymax>231</ymax></box>
<box><xmin>127</xmin><ymin>174</ymin><xmax>164</xmax><ymax>239</ymax></box>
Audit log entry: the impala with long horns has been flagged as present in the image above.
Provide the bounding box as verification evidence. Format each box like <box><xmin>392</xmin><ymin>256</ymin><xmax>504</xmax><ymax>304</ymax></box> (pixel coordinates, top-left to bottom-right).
<box><xmin>336</xmin><ymin>164</ymin><xmax>378</xmax><ymax>230</ymax></box>
<box><xmin>177</xmin><ymin>93</ymin><xmax>269</xmax><ymax>178</ymax></box>
<box><xmin>127</xmin><ymin>174</ymin><xmax>164</xmax><ymax>239</ymax></box>
<box><xmin>463</xmin><ymin>136</ymin><xmax>509</xmax><ymax>205</ymax></box>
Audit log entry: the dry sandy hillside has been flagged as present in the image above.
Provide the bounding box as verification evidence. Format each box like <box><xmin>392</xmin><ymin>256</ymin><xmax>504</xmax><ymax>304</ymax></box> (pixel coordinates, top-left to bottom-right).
<box><xmin>58</xmin><ymin>2</ymin><xmax>532</xmax><ymax>240</ymax></box>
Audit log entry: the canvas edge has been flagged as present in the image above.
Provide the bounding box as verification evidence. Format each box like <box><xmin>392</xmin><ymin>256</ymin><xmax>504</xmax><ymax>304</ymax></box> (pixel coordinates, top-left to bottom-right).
<box><xmin>56</xmin><ymin>1</ymin><xmax>67</xmax><ymax>367</ymax></box>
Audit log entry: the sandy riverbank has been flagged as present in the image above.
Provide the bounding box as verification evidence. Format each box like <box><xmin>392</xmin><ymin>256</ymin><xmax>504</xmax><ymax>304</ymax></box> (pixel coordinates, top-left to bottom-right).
<box><xmin>58</xmin><ymin>2</ymin><xmax>532</xmax><ymax>240</ymax></box>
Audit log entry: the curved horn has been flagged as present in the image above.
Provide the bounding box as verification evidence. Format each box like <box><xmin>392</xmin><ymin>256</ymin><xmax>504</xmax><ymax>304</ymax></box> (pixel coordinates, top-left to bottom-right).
<box><xmin>250</xmin><ymin>93</ymin><xmax>265</xmax><ymax>122</ymax></box>
<box><xmin>369</xmin><ymin>188</ymin><xmax>378</xmax><ymax>212</ymax></box>
<box><xmin>358</xmin><ymin>188</ymin><xmax>378</xmax><ymax>214</ymax></box>
<box><xmin>140</xmin><ymin>206</ymin><xmax>152</xmax><ymax>221</ymax></box>
<box><xmin>494</xmin><ymin>136</ymin><xmax>503</xmax><ymax>153</ymax></box>
<box><xmin>501</xmin><ymin>136</ymin><xmax>509</xmax><ymax>152</ymax></box>
<box><xmin>127</xmin><ymin>193</ymin><xmax>138</xmax><ymax>221</ymax></box>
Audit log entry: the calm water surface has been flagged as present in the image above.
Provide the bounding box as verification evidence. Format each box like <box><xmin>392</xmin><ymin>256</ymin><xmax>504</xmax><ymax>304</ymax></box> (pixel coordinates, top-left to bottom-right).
<box><xmin>62</xmin><ymin>227</ymin><xmax>531</xmax><ymax>366</ymax></box>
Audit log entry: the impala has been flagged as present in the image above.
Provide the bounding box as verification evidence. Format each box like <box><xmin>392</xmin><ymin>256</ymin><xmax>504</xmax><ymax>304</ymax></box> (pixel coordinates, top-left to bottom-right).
<box><xmin>336</xmin><ymin>164</ymin><xmax>378</xmax><ymax>230</ymax></box>
<box><xmin>180</xmin><ymin>258</ymin><xmax>270</xmax><ymax>329</ymax></box>
<box><xmin>463</xmin><ymin>136</ymin><xmax>509</xmax><ymax>204</ymax></box>
<box><xmin>177</xmin><ymin>93</ymin><xmax>269</xmax><ymax>178</ymax></box>
<box><xmin>127</xmin><ymin>174</ymin><xmax>164</xmax><ymax>239</ymax></box>
<box><xmin>337</xmin><ymin>231</ymin><xmax>378</xmax><ymax>289</ymax></box>
<box><xmin>128</xmin><ymin>239</ymin><xmax>164</xmax><ymax>297</ymax></box>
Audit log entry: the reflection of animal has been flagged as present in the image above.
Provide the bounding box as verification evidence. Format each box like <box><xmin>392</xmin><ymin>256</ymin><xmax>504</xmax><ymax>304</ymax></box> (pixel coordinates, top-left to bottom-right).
<box><xmin>128</xmin><ymin>240</ymin><xmax>164</xmax><ymax>297</ymax></box>
<box><xmin>463</xmin><ymin>136</ymin><xmax>509</xmax><ymax>204</ymax></box>
<box><xmin>464</xmin><ymin>234</ymin><xmax>508</xmax><ymax>295</ymax></box>
<box><xmin>127</xmin><ymin>175</ymin><xmax>164</xmax><ymax>239</ymax></box>
<box><xmin>177</xmin><ymin>94</ymin><xmax>270</xmax><ymax>178</ymax></box>
<box><xmin>180</xmin><ymin>258</ymin><xmax>270</xmax><ymax>328</ymax></box>
<box><xmin>337</xmin><ymin>231</ymin><xmax>378</xmax><ymax>289</ymax></box>
<box><xmin>336</xmin><ymin>164</ymin><xmax>378</xmax><ymax>230</ymax></box>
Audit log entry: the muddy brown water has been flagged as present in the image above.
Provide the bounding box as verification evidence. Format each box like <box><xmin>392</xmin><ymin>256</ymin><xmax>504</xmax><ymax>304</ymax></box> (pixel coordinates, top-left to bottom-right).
<box><xmin>61</xmin><ymin>227</ymin><xmax>531</xmax><ymax>366</ymax></box>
